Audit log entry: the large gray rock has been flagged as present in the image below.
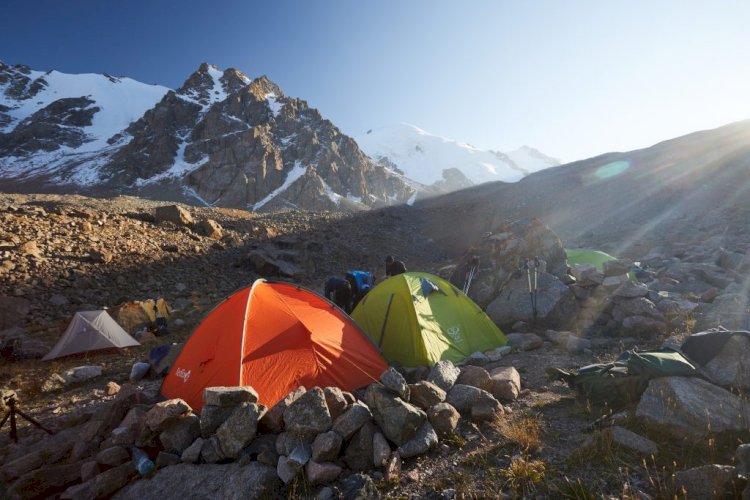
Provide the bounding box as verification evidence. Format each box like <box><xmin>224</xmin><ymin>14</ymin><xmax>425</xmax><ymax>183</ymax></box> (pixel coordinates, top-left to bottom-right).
<box><xmin>283</xmin><ymin>387</ymin><xmax>331</xmax><ymax>439</ymax></box>
<box><xmin>311</xmin><ymin>430</ymin><xmax>342</xmax><ymax>463</ymax></box>
<box><xmin>200</xmin><ymin>436</ymin><xmax>225</xmax><ymax>463</ymax></box>
<box><xmin>343</xmin><ymin>421</ymin><xmax>376</xmax><ymax>471</ymax></box>
<box><xmin>61</xmin><ymin>365</ymin><xmax>103</xmax><ymax>384</ymax></box>
<box><xmin>504</xmin><ymin>333</ymin><xmax>544</xmax><ymax>351</ymax></box>
<box><xmin>181</xmin><ymin>437</ymin><xmax>204</xmax><ymax>463</ymax></box>
<box><xmin>112</xmin><ymin>463</ymin><xmax>279</xmax><ymax>499</ymax></box>
<box><xmin>703</xmin><ymin>334</ymin><xmax>750</xmax><ymax>389</ymax></box>
<box><xmin>489</xmin><ymin>366</ymin><xmax>521</xmax><ymax>401</ymax></box>
<box><xmin>61</xmin><ymin>462</ymin><xmax>134</xmax><ymax>500</ymax></box>
<box><xmin>674</xmin><ymin>464</ymin><xmax>735</xmax><ymax>499</ymax></box>
<box><xmin>428</xmin><ymin>402</ymin><xmax>460</xmax><ymax>437</ymax></box>
<box><xmin>159</xmin><ymin>414</ymin><xmax>201</xmax><ymax>455</ymax></box>
<box><xmin>486</xmin><ymin>272</ymin><xmax>579</xmax><ymax>329</ymax></box>
<box><xmin>365</xmin><ymin>384</ymin><xmax>426</xmax><ymax>446</ymax></box>
<box><xmin>332</xmin><ymin>402</ymin><xmax>372</xmax><ymax>440</ymax></box>
<box><xmin>446</xmin><ymin>384</ymin><xmax>500</xmax><ymax>415</ymax></box>
<box><xmin>203</xmin><ymin>386</ymin><xmax>258</xmax><ymax>407</ymax></box>
<box><xmin>456</xmin><ymin>365</ymin><xmax>493</xmax><ymax>392</ymax></box>
<box><xmin>584</xmin><ymin>426</ymin><xmax>658</xmax><ymax>456</ymax></box>
<box><xmin>380</xmin><ymin>367</ymin><xmax>410</xmax><ymax>400</ymax></box>
<box><xmin>322</xmin><ymin>387</ymin><xmax>349</xmax><ymax>421</ymax></box>
<box><xmin>619</xmin><ymin>315</ymin><xmax>667</xmax><ymax>337</ymax></box>
<box><xmin>216</xmin><ymin>402</ymin><xmax>262</xmax><ymax>458</ymax></box>
<box><xmin>305</xmin><ymin>460</ymin><xmax>342</xmax><ymax>485</ymax></box>
<box><xmin>95</xmin><ymin>446</ymin><xmax>130</xmax><ymax>467</ymax></box>
<box><xmin>408</xmin><ymin>381</ymin><xmax>446</xmax><ymax>410</ymax></box>
<box><xmin>613</xmin><ymin>281</ymin><xmax>648</xmax><ymax>299</ymax></box>
<box><xmin>258</xmin><ymin>386</ymin><xmax>305</xmax><ymax>433</ymax></box>
<box><xmin>10</xmin><ymin>462</ymin><xmax>81</xmax><ymax>499</ymax></box>
<box><xmin>145</xmin><ymin>399</ymin><xmax>192</xmax><ymax>432</ymax></box>
<box><xmin>636</xmin><ymin>376</ymin><xmax>750</xmax><ymax>437</ymax></box>
<box><xmin>611</xmin><ymin>297</ymin><xmax>664</xmax><ymax>322</ymax></box>
<box><xmin>155</xmin><ymin>205</ymin><xmax>194</xmax><ymax>226</ymax></box>
<box><xmin>372</xmin><ymin>432</ymin><xmax>391</xmax><ymax>468</ymax></box>
<box><xmin>200</xmin><ymin>404</ymin><xmax>234</xmax><ymax>438</ymax></box>
<box><xmin>397</xmin><ymin>421</ymin><xmax>438</xmax><ymax>458</ymax></box>
<box><xmin>427</xmin><ymin>360</ymin><xmax>461</xmax><ymax>392</ymax></box>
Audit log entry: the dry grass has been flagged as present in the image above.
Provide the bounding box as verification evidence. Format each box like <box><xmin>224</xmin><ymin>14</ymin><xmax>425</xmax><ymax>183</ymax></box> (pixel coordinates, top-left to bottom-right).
<box><xmin>496</xmin><ymin>414</ymin><xmax>544</xmax><ymax>453</ymax></box>
<box><xmin>501</xmin><ymin>456</ymin><xmax>547</xmax><ymax>496</ymax></box>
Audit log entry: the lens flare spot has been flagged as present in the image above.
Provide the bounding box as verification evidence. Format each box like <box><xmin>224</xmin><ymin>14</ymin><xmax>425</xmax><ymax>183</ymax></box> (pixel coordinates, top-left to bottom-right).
<box><xmin>593</xmin><ymin>160</ymin><xmax>630</xmax><ymax>179</ymax></box>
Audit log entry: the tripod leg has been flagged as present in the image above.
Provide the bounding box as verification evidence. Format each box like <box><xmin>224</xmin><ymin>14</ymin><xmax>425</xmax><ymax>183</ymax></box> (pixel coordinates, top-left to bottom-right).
<box><xmin>10</xmin><ymin>408</ymin><xmax>17</xmax><ymax>443</ymax></box>
<box><xmin>14</xmin><ymin>408</ymin><xmax>54</xmax><ymax>435</ymax></box>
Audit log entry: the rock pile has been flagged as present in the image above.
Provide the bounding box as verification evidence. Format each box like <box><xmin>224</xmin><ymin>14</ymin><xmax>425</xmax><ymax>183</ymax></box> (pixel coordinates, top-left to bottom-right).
<box><xmin>0</xmin><ymin>361</ymin><xmax>515</xmax><ymax>498</ymax></box>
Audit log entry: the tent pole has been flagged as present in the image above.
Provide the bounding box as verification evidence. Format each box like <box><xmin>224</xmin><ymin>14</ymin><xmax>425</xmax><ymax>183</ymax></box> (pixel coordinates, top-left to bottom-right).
<box><xmin>377</xmin><ymin>294</ymin><xmax>395</xmax><ymax>348</ymax></box>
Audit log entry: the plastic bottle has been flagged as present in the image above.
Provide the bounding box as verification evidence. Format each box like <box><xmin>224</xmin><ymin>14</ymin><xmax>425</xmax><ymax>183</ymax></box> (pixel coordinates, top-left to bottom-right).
<box><xmin>131</xmin><ymin>446</ymin><xmax>155</xmax><ymax>476</ymax></box>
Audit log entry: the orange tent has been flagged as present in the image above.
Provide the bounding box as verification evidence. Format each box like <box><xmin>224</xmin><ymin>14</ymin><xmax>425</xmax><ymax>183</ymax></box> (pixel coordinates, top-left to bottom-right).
<box><xmin>161</xmin><ymin>280</ymin><xmax>388</xmax><ymax>411</ymax></box>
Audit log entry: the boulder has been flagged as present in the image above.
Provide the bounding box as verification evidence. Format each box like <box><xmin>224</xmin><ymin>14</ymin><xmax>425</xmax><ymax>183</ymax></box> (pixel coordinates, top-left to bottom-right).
<box><xmin>428</xmin><ymin>402</ymin><xmax>460</xmax><ymax>437</ymax></box>
<box><xmin>259</xmin><ymin>386</ymin><xmax>305</xmax><ymax>433</ymax></box>
<box><xmin>10</xmin><ymin>462</ymin><xmax>81</xmax><ymax>499</ymax></box>
<box><xmin>427</xmin><ymin>360</ymin><xmax>461</xmax><ymax>392</ymax></box>
<box><xmin>380</xmin><ymin>367</ymin><xmax>410</xmax><ymax>400</ymax></box>
<box><xmin>620</xmin><ymin>316</ymin><xmax>667</xmax><ymax>337</ymax></box>
<box><xmin>243</xmin><ymin>434</ymin><xmax>278</xmax><ymax>466</ymax></box>
<box><xmin>283</xmin><ymin>387</ymin><xmax>332</xmax><ymax>439</ymax></box>
<box><xmin>372</xmin><ymin>432</ymin><xmax>391</xmax><ymax>467</ymax></box>
<box><xmin>155</xmin><ymin>205</ymin><xmax>194</xmax><ymax>226</ymax></box>
<box><xmin>200</xmin><ymin>436</ymin><xmax>225</xmax><ymax>464</ymax></box>
<box><xmin>61</xmin><ymin>462</ymin><xmax>134</xmax><ymax>500</ymax></box>
<box><xmin>446</xmin><ymin>384</ymin><xmax>501</xmax><ymax>418</ymax></box>
<box><xmin>408</xmin><ymin>381</ymin><xmax>446</xmax><ymax>410</ymax></box>
<box><xmin>180</xmin><ymin>437</ymin><xmax>204</xmax><ymax>463</ymax></box>
<box><xmin>216</xmin><ymin>402</ymin><xmax>262</xmax><ymax>458</ymax></box>
<box><xmin>196</xmin><ymin>219</ymin><xmax>223</xmax><ymax>239</ymax></box>
<box><xmin>332</xmin><ymin>402</ymin><xmax>372</xmax><ymax>440</ymax></box>
<box><xmin>565</xmin><ymin>334</ymin><xmax>592</xmax><ymax>353</ymax></box>
<box><xmin>636</xmin><ymin>376</ymin><xmax>750</xmax><ymax>437</ymax></box>
<box><xmin>603</xmin><ymin>259</ymin><xmax>633</xmax><ymax>277</ymax></box>
<box><xmin>275</xmin><ymin>431</ymin><xmax>311</xmax><ymax>457</ymax></box>
<box><xmin>311</xmin><ymin>430</ymin><xmax>342</xmax><ymax>463</ymax></box>
<box><xmin>111</xmin><ymin>463</ymin><xmax>279</xmax><ymax>499</ymax></box>
<box><xmin>612</xmin><ymin>297</ymin><xmax>663</xmax><ymax>322</ymax></box>
<box><xmin>339</xmin><ymin>473</ymin><xmax>378</xmax><ymax>500</ymax></box>
<box><xmin>156</xmin><ymin>451</ymin><xmax>181</xmax><ymax>468</ymax></box>
<box><xmin>61</xmin><ymin>365</ymin><xmax>103</xmax><ymax>384</ymax></box>
<box><xmin>1</xmin><ymin>429</ymin><xmax>76</xmax><ymax>482</ymax></box>
<box><xmin>613</xmin><ymin>281</ymin><xmax>649</xmax><ymax>299</ymax></box>
<box><xmin>456</xmin><ymin>365</ymin><xmax>493</xmax><ymax>392</ymax></box>
<box><xmin>159</xmin><ymin>414</ymin><xmax>201</xmax><ymax>455</ymax></box>
<box><xmin>81</xmin><ymin>460</ymin><xmax>100</xmax><ymax>482</ymax></box>
<box><xmin>365</xmin><ymin>384</ymin><xmax>426</xmax><ymax>446</ymax></box>
<box><xmin>490</xmin><ymin>366</ymin><xmax>521</xmax><ymax>401</ymax></box>
<box><xmin>305</xmin><ymin>460</ymin><xmax>342</xmax><ymax>485</ymax></box>
<box><xmin>487</xmin><ymin>272</ymin><xmax>579</xmax><ymax>329</ymax></box>
<box><xmin>397</xmin><ymin>421</ymin><xmax>438</xmax><ymax>458</ymax></box>
<box><xmin>485</xmin><ymin>345</ymin><xmax>512</xmax><ymax>362</ymax></box>
<box><xmin>145</xmin><ymin>399</ymin><xmax>192</xmax><ymax>432</ymax></box>
<box><xmin>585</xmin><ymin>426</ymin><xmax>658</xmax><ymax>456</ymax></box>
<box><xmin>200</xmin><ymin>404</ymin><xmax>234</xmax><ymax>438</ymax></box>
<box><xmin>203</xmin><ymin>386</ymin><xmax>258</xmax><ymax>407</ymax></box>
<box><xmin>470</xmin><ymin>397</ymin><xmax>503</xmax><ymax>421</ymax></box>
<box><xmin>322</xmin><ymin>387</ymin><xmax>349</xmax><ymax>421</ymax></box>
<box><xmin>504</xmin><ymin>333</ymin><xmax>544</xmax><ymax>351</ymax></box>
<box><xmin>95</xmin><ymin>446</ymin><xmax>130</xmax><ymax>467</ymax></box>
<box><xmin>343</xmin><ymin>421</ymin><xmax>376</xmax><ymax>471</ymax></box>
<box><xmin>703</xmin><ymin>334</ymin><xmax>750</xmax><ymax>389</ymax></box>
<box><xmin>570</xmin><ymin>264</ymin><xmax>603</xmax><ymax>286</ymax></box>
<box><xmin>277</xmin><ymin>455</ymin><xmax>300</xmax><ymax>484</ymax></box>
<box><xmin>674</xmin><ymin>464</ymin><xmax>735</xmax><ymax>499</ymax></box>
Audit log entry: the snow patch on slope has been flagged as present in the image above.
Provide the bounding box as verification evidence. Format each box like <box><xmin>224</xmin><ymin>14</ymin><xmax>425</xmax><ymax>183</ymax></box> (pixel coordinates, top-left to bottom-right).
<box><xmin>252</xmin><ymin>161</ymin><xmax>307</xmax><ymax>210</ymax></box>
<box><xmin>266</xmin><ymin>93</ymin><xmax>282</xmax><ymax>117</ymax></box>
<box><xmin>505</xmin><ymin>146</ymin><xmax>561</xmax><ymax>173</ymax></box>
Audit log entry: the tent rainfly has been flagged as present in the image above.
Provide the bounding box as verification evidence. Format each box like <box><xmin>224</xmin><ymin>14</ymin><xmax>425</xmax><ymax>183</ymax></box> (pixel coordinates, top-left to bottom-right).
<box><xmin>161</xmin><ymin>280</ymin><xmax>388</xmax><ymax>411</ymax></box>
<box><xmin>351</xmin><ymin>272</ymin><xmax>507</xmax><ymax>366</ymax></box>
<box><xmin>43</xmin><ymin>310</ymin><xmax>140</xmax><ymax>361</ymax></box>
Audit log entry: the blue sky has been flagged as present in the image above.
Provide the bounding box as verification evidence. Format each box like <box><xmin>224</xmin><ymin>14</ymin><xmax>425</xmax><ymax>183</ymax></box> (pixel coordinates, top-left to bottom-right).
<box><xmin>2</xmin><ymin>0</ymin><xmax>750</xmax><ymax>162</ymax></box>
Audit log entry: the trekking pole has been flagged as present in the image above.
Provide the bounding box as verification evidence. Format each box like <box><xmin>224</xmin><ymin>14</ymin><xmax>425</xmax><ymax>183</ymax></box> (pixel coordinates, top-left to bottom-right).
<box><xmin>464</xmin><ymin>264</ymin><xmax>476</xmax><ymax>295</ymax></box>
<box><xmin>525</xmin><ymin>259</ymin><xmax>534</xmax><ymax>320</ymax></box>
<box><xmin>533</xmin><ymin>256</ymin><xmax>540</xmax><ymax>321</ymax></box>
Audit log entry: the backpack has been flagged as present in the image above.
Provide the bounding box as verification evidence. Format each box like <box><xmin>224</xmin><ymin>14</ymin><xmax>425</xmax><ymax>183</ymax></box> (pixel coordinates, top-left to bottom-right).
<box><xmin>556</xmin><ymin>350</ymin><xmax>698</xmax><ymax>411</ymax></box>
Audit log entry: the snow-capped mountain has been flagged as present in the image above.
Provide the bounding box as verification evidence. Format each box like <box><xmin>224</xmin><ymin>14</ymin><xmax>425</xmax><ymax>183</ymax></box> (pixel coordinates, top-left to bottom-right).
<box><xmin>0</xmin><ymin>62</ymin><xmax>413</xmax><ymax>211</ymax></box>
<box><xmin>355</xmin><ymin>123</ymin><xmax>560</xmax><ymax>193</ymax></box>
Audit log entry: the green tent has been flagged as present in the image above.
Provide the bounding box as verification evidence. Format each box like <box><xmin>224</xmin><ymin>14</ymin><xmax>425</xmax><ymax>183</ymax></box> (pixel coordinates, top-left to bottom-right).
<box><xmin>351</xmin><ymin>272</ymin><xmax>507</xmax><ymax>367</ymax></box>
<box><xmin>565</xmin><ymin>248</ymin><xmax>618</xmax><ymax>272</ymax></box>
<box><xmin>566</xmin><ymin>248</ymin><xmax>636</xmax><ymax>281</ymax></box>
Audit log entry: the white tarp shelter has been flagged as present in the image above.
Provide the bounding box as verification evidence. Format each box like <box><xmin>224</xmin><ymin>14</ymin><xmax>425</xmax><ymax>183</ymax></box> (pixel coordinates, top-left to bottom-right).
<box><xmin>43</xmin><ymin>310</ymin><xmax>140</xmax><ymax>361</ymax></box>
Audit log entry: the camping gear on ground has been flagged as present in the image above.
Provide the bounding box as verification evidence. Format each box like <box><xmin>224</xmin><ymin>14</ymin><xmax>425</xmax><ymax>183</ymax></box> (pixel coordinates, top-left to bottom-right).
<box><xmin>148</xmin><ymin>344</ymin><xmax>182</xmax><ymax>376</ymax></box>
<box><xmin>43</xmin><ymin>310</ymin><xmax>140</xmax><ymax>361</ymax></box>
<box><xmin>110</xmin><ymin>298</ymin><xmax>172</xmax><ymax>334</ymax></box>
<box><xmin>131</xmin><ymin>446</ymin><xmax>155</xmax><ymax>476</ymax></box>
<box><xmin>549</xmin><ymin>350</ymin><xmax>699</xmax><ymax>411</ymax></box>
<box><xmin>565</xmin><ymin>248</ymin><xmax>636</xmax><ymax>281</ymax></box>
<box><xmin>161</xmin><ymin>280</ymin><xmax>388</xmax><ymax>411</ymax></box>
<box><xmin>679</xmin><ymin>328</ymin><xmax>750</xmax><ymax>366</ymax></box>
<box><xmin>351</xmin><ymin>271</ymin><xmax>507</xmax><ymax>367</ymax></box>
